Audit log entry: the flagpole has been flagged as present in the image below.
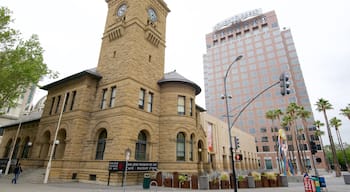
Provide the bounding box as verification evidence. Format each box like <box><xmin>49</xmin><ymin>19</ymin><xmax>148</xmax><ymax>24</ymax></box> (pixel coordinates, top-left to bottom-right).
<box><xmin>43</xmin><ymin>93</ymin><xmax>67</xmax><ymax>184</ymax></box>
<box><xmin>4</xmin><ymin>104</ymin><xmax>30</xmax><ymax>175</ymax></box>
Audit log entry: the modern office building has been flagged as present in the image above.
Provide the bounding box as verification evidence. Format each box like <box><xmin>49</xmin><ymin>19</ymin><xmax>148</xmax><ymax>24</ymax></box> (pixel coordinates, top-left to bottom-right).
<box><xmin>0</xmin><ymin>85</ymin><xmax>36</xmax><ymax>126</ymax></box>
<box><xmin>0</xmin><ymin>85</ymin><xmax>36</xmax><ymax>145</ymax></box>
<box><xmin>203</xmin><ymin>9</ymin><xmax>326</xmax><ymax>173</ymax></box>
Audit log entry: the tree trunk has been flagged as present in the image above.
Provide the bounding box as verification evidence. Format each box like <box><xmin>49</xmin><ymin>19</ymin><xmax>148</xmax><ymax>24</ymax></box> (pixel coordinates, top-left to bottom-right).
<box><xmin>317</xmin><ymin>126</ymin><xmax>331</xmax><ymax>172</ymax></box>
<box><xmin>293</xmin><ymin>125</ymin><xmax>304</xmax><ymax>174</ymax></box>
<box><xmin>302</xmin><ymin>119</ymin><xmax>315</xmax><ymax>173</ymax></box>
<box><xmin>323</xmin><ymin>110</ymin><xmax>341</xmax><ymax>177</ymax></box>
<box><xmin>336</xmin><ymin>129</ymin><xmax>350</xmax><ymax>171</ymax></box>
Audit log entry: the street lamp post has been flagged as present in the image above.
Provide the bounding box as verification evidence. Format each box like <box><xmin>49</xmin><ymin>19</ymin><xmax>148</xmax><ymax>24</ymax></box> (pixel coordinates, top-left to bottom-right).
<box><xmin>43</xmin><ymin>93</ymin><xmax>67</xmax><ymax>184</ymax></box>
<box><xmin>4</xmin><ymin>109</ymin><xmax>29</xmax><ymax>175</ymax></box>
<box><xmin>4</xmin><ymin>119</ymin><xmax>22</xmax><ymax>175</ymax></box>
<box><xmin>223</xmin><ymin>55</ymin><xmax>243</xmax><ymax>192</ymax></box>
<box><xmin>123</xmin><ymin>148</ymin><xmax>131</xmax><ymax>191</ymax></box>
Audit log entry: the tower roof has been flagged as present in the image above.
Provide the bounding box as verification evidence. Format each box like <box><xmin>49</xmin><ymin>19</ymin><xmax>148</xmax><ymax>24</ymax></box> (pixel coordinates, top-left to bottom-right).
<box><xmin>158</xmin><ymin>71</ymin><xmax>201</xmax><ymax>95</ymax></box>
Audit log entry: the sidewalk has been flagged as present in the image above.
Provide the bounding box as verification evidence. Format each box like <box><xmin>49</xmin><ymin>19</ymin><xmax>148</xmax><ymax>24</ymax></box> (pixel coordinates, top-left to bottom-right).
<box><xmin>1</xmin><ymin>172</ymin><xmax>350</xmax><ymax>192</ymax></box>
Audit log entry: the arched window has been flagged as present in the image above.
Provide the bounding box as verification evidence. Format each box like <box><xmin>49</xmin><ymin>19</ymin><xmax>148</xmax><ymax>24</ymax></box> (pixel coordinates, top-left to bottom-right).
<box><xmin>40</xmin><ymin>131</ymin><xmax>50</xmax><ymax>159</ymax></box>
<box><xmin>12</xmin><ymin>138</ymin><xmax>21</xmax><ymax>159</ymax></box>
<box><xmin>190</xmin><ymin>134</ymin><xmax>194</xmax><ymax>161</ymax></box>
<box><xmin>21</xmin><ymin>137</ymin><xmax>30</xmax><ymax>159</ymax></box>
<box><xmin>135</xmin><ymin>131</ymin><xmax>147</xmax><ymax>160</ymax></box>
<box><xmin>55</xmin><ymin>129</ymin><xmax>67</xmax><ymax>159</ymax></box>
<box><xmin>95</xmin><ymin>130</ymin><xmax>107</xmax><ymax>160</ymax></box>
<box><xmin>198</xmin><ymin>140</ymin><xmax>203</xmax><ymax>162</ymax></box>
<box><xmin>176</xmin><ymin>132</ymin><xmax>185</xmax><ymax>161</ymax></box>
<box><xmin>4</xmin><ymin>139</ymin><xmax>13</xmax><ymax>158</ymax></box>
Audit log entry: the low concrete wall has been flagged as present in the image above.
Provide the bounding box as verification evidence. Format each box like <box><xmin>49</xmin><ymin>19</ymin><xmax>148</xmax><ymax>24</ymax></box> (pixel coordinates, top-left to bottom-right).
<box><xmin>287</xmin><ymin>175</ymin><xmax>303</xmax><ymax>183</ymax></box>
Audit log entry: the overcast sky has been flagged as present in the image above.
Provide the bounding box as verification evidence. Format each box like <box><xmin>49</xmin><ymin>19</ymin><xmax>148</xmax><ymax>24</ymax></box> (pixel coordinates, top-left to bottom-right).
<box><xmin>2</xmin><ymin>0</ymin><xmax>350</xmax><ymax>145</ymax></box>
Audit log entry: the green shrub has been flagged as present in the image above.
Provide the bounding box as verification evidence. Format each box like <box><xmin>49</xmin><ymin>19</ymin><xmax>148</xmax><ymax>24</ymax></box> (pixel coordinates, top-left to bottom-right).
<box><xmin>251</xmin><ymin>171</ymin><xmax>261</xmax><ymax>181</ymax></box>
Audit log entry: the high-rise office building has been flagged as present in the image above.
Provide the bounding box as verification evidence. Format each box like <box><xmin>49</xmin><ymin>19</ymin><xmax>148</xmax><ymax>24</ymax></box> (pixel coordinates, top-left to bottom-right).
<box><xmin>203</xmin><ymin>9</ymin><xmax>325</xmax><ymax>172</ymax></box>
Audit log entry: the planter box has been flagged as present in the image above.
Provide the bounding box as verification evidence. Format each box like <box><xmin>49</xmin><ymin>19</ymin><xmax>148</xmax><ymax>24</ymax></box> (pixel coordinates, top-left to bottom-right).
<box><xmin>191</xmin><ymin>175</ymin><xmax>198</xmax><ymax>189</ymax></box>
<box><xmin>261</xmin><ymin>176</ymin><xmax>269</xmax><ymax>187</ymax></box>
<box><xmin>209</xmin><ymin>181</ymin><xmax>220</xmax><ymax>189</ymax></box>
<box><xmin>220</xmin><ymin>180</ymin><xmax>230</xmax><ymax>189</ymax></box>
<box><xmin>255</xmin><ymin>180</ymin><xmax>262</xmax><ymax>187</ymax></box>
<box><xmin>173</xmin><ymin>172</ymin><xmax>179</xmax><ymax>188</ymax></box>
<box><xmin>269</xmin><ymin>179</ymin><xmax>278</xmax><ymax>187</ymax></box>
<box><xmin>163</xmin><ymin>178</ymin><xmax>172</xmax><ymax>187</ymax></box>
<box><xmin>238</xmin><ymin>180</ymin><xmax>248</xmax><ymax>188</ymax></box>
<box><xmin>344</xmin><ymin>174</ymin><xmax>350</xmax><ymax>184</ymax></box>
<box><xmin>156</xmin><ymin>172</ymin><xmax>162</xmax><ymax>186</ymax></box>
<box><xmin>180</xmin><ymin>181</ymin><xmax>190</xmax><ymax>188</ymax></box>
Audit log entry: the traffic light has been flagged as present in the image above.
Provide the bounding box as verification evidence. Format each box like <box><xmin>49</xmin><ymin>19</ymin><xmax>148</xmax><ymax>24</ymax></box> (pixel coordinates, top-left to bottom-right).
<box><xmin>310</xmin><ymin>141</ymin><xmax>317</xmax><ymax>154</ymax></box>
<box><xmin>234</xmin><ymin>136</ymin><xmax>240</xmax><ymax>149</ymax></box>
<box><xmin>280</xmin><ymin>72</ymin><xmax>291</xmax><ymax>96</ymax></box>
<box><xmin>235</xmin><ymin>154</ymin><xmax>243</xmax><ymax>161</ymax></box>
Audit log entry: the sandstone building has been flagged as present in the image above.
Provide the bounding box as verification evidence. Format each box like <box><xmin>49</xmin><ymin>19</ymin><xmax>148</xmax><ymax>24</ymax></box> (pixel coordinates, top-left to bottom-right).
<box><xmin>0</xmin><ymin>0</ymin><xmax>209</xmax><ymax>184</ymax></box>
<box><xmin>0</xmin><ymin>0</ymin><xmax>261</xmax><ymax>186</ymax></box>
<box><xmin>201</xmin><ymin>112</ymin><xmax>258</xmax><ymax>174</ymax></box>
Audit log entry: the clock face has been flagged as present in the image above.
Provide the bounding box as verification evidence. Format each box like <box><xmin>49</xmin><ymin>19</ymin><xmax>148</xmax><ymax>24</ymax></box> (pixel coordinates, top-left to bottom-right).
<box><xmin>117</xmin><ymin>4</ymin><xmax>127</xmax><ymax>17</ymax></box>
<box><xmin>148</xmin><ymin>8</ymin><xmax>157</xmax><ymax>22</ymax></box>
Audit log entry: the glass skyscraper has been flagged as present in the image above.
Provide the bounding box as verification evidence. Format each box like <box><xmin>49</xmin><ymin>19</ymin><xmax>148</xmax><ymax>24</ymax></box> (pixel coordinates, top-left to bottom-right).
<box><xmin>203</xmin><ymin>9</ymin><xmax>325</xmax><ymax>171</ymax></box>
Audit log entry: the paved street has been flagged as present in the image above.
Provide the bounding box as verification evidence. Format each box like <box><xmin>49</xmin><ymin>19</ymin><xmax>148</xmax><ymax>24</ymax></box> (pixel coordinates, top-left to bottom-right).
<box><xmin>1</xmin><ymin>172</ymin><xmax>350</xmax><ymax>192</ymax></box>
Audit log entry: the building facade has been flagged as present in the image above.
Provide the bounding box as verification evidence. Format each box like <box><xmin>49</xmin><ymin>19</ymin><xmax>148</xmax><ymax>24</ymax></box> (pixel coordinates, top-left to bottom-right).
<box><xmin>0</xmin><ymin>85</ymin><xmax>36</xmax><ymax>126</ymax></box>
<box><xmin>0</xmin><ymin>0</ymin><xmax>210</xmax><ymax>185</ymax></box>
<box><xmin>203</xmin><ymin>9</ymin><xmax>325</xmax><ymax>173</ymax></box>
<box><xmin>0</xmin><ymin>85</ymin><xmax>36</xmax><ymax>145</ymax></box>
<box><xmin>201</xmin><ymin>112</ymin><xmax>258</xmax><ymax>175</ymax></box>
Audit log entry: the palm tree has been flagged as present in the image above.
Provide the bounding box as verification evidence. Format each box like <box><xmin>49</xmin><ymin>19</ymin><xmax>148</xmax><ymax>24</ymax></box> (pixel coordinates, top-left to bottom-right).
<box><xmin>296</xmin><ymin>126</ymin><xmax>308</xmax><ymax>172</ymax></box>
<box><xmin>315</xmin><ymin>98</ymin><xmax>341</xmax><ymax>177</ymax></box>
<box><xmin>286</xmin><ymin>103</ymin><xmax>305</xmax><ymax>174</ymax></box>
<box><xmin>297</xmin><ymin>107</ymin><xmax>312</xmax><ymax>144</ymax></box>
<box><xmin>340</xmin><ymin>104</ymin><xmax>350</xmax><ymax>120</ymax></box>
<box><xmin>297</xmin><ymin>106</ymin><xmax>313</xmax><ymax>172</ymax></box>
<box><xmin>265</xmin><ymin>109</ymin><xmax>284</xmax><ymax>174</ymax></box>
<box><xmin>330</xmin><ymin>117</ymin><xmax>349</xmax><ymax>171</ymax></box>
<box><xmin>265</xmin><ymin>110</ymin><xmax>276</xmax><ymax>125</ymax></box>
<box><xmin>314</xmin><ymin>120</ymin><xmax>331</xmax><ymax>172</ymax></box>
<box><xmin>274</xmin><ymin>109</ymin><xmax>284</xmax><ymax>125</ymax></box>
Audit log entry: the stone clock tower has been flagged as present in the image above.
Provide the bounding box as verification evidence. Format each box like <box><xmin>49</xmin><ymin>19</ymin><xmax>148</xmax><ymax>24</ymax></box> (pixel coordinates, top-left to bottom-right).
<box><xmin>98</xmin><ymin>0</ymin><xmax>169</xmax><ymax>87</ymax></box>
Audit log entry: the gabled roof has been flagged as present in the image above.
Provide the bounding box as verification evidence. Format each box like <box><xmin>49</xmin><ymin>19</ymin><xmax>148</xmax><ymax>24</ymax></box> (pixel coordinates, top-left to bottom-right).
<box><xmin>41</xmin><ymin>68</ymin><xmax>102</xmax><ymax>90</ymax></box>
<box><xmin>158</xmin><ymin>70</ymin><xmax>201</xmax><ymax>95</ymax></box>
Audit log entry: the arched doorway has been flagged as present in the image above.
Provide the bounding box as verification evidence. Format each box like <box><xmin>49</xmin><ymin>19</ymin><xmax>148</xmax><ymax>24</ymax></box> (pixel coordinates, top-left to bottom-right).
<box><xmin>197</xmin><ymin>140</ymin><xmax>204</xmax><ymax>162</ymax></box>
<box><xmin>55</xmin><ymin>129</ymin><xmax>67</xmax><ymax>159</ymax></box>
<box><xmin>21</xmin><ymin>137</ymin><xmax>31</xmax><ymax>159</ymax></box>
<box><xmin>40</xmin><ymin>131</ymin><xmax>50</xmax><ymax>159</ymax></box>
<box><xmin>12</xmin><ymin>138</ymin><xmax>21</xmax><ymax>160</ymax></box>
<box><xmin>4</xmin><ymin>139</ymin><xmax>13</xmax><ymax>158</ymax></box>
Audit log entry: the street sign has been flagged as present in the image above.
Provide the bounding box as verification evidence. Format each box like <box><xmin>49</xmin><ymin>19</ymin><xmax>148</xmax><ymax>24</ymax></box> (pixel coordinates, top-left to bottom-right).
<box><xmin>109</xmin><ymin>161</ymin><xmax>158</xmax><ymax>172</ymax></box>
